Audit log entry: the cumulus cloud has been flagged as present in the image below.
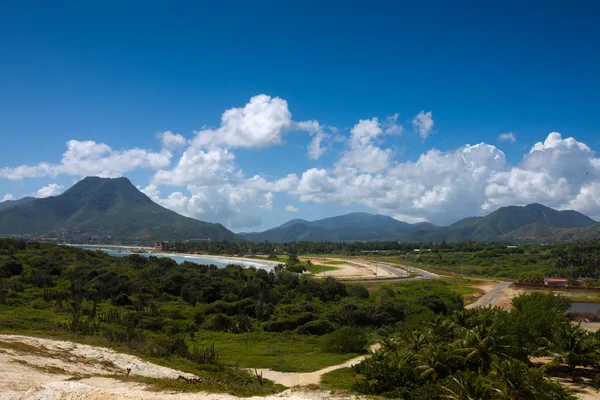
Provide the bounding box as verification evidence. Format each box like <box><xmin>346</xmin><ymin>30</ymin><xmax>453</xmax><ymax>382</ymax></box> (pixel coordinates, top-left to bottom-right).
<box><xmin>2</xmin><ymin>194</ymin><xmax>15</xmax><ymax>201</ymax></box>
<box><xmin>412</xmin><ymin>110</ymin><xmax>434</xmax><ymax>140</ymax></box>
<box><xmin>153</xmin><ymin>146</ymin><xmax>238</xmax><ymax>186</ymax></box>
<box><xmin>159</xmin><ymin>131</ymin><xmax>187</xmax><ymax>150</ymax></box>
<box><xmin>498</xmin><ymin>132</ymin><xmax>516</xmax><ymax>143</ymax></box>
<box><xmin>2</xmin><ymin>93</ymin><xmax>600</xmax><ymax>228</ymax></box>
<box><xmin>285</xmin><ymin>204</ymin><xmax>299</xmax><ymax>212</ymax></box>
<box><xmin>336</xmin><ymin>116</ymin><xmax>399</xmax><ymax>173</ymax></box>
<box><xmin>295</xmin><ymin>120</ymin><xmax>330</xmax><ymax>160</ymax></box>
<box><xmin>194</xmin><ymin>94</ymin><xmax>292</xmax><ymax>149</ymax></box>
<box><xmin>0</xmin><ymin>140</ymin><xmax>172</xmax><ymax>180</ymax></box>
<box><xmin>143</xmin><ymin>182</ymin><xmax>272</xmax><ymax>229</ymax></box>
<box><xmin>35</xmin><ymin>183</ymin><xmax>64</xmax><ymax>198</ymax></box>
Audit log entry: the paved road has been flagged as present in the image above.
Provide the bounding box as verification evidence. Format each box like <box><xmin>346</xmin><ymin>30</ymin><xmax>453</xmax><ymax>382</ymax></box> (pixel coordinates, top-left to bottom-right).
<box><xmin>376</xmin><ymin>262</ymin><xmax>439</xmax><ymax>280</ymax></box>
<box><xmin>340</xmin><ymin>262</ymin><xmax>439</xmax><ymax>283</ymax></box>
<box><xmin>465</xmin><ymin>281</ymin><xmax>511</xmax><ymax>309</ymax></box>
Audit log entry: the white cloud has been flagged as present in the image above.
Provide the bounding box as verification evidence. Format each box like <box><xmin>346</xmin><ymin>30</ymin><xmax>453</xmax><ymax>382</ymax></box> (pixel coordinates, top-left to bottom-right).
<box><xmin>412</xmin><ymin>110</ymin><xmax>434</xmax><ymax>140</ymax></box>
<box><xmin>153</xmin><ymin>146</ymin><xmax>237</xmax><ymax>186</ymax></box>
<box><xmin>336</xmin><ymin>116</ymin><xmax>399</xmax><ymax>173</ymax></box>
<box><xmin>2</xmin><ymin>91</ymin><xmax>600</xmax><ymax>228</ymax></box>
<box><xmin>2</xmin><ymin>194</ymin><xmax>15</xmax><ymax>201</ymax></box>
<box><xmin>145</xmin><ymin>182</ymin><xmax>272</xmax><ymax>229</ymax></box>
<box><xmin>194</xmin><ymin>94</ymin><xmax>292</xmax><ymax>149</ymax></box>
<box><xmin>159</xmin><ymin>131</ymin><xmax>187</xmax><ymax>150</ymax></box>
<box><xmin>0</xmin><ymin>140</ymin><xmax>172</xmax><ymax>180</ymax></box>
<box><xmin>383</xmin><ymin>113</ymin><xmax>403</xmax><ymax>135</ymax></box>
<box><xmin>35</xmin><ymin>183</ymin><xmax>64</xmax><ymax>198</ymax></box>
<box><xmin>285</xmin><ymin>204</ymin><xmax>299</xmax><ymax>212</ymax></box>
<box><xmin>295</xmin><ymin>120</ymin><xmax>330</xmax><ymax>160</ymax></box>
<box><xmin>498</xmin><ymin>132</ymin><xmax>516</xmax><ymax>143</ymax></box>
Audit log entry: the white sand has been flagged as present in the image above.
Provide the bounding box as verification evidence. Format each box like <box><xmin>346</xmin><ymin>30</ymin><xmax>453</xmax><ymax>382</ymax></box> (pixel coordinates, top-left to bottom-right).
<box><xmin>0</xmin><ymin>335</ymin><xmax>361</xmax><ymax>400</ymax></box>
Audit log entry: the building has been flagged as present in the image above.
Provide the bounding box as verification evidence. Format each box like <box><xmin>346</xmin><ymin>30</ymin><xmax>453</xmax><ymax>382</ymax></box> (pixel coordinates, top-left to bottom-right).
<box><xmin>154</xmin><ymin>241</ymin><xmax>171</xmax><ymax>251</ymax></box>
<box><xmin>543</xmin><ymin>277</ymin><xmax>568</xmax><ymax>288</ymax></box>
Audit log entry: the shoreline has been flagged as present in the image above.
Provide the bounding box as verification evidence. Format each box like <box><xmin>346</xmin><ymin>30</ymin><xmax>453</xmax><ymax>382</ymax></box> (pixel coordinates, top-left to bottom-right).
<box><xmin>152</xmin><ymin>252</ymin><xmax>281</xmax><ymax>268</ymax></box>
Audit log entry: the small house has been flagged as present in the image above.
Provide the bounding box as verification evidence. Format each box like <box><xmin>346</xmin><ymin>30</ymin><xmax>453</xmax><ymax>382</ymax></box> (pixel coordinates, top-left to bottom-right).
<box><xmin>543</xmin><ymin>277</ymin><xmax>568</xmax><ymax>288</ymax></box>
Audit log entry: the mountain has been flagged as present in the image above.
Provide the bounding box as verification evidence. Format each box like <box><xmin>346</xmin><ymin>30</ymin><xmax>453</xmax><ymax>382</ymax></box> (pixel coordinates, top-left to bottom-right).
<box><xmin>0</xmin><ymin>197</ymin><xmax>36</xmax><ymax>211</ymax></box>
<box><xmin>0</xmin><ymin>177</ymin><xmax>240</xmax><ymax>241</ymax></box>
<box><xmin>419</xmin><ymin>203</ymin><xmax>596</xmax><ymax>243</ymax></box>
<box><xmin>242</xmin><ymin>212</ymin><xmax>441</xmax><ymax>242</ymax></box>
<box><xmin>243</xmin><ymin>204</ymin><xmax>596</xmax><ymax>243</ymax></box>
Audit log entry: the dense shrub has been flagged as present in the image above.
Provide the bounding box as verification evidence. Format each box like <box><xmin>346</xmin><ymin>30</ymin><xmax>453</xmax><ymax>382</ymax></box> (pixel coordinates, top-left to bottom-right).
<box><xmin>346</xmin><ymin>284</ymin><xmax>369</xmax><ymax>299</ymax></box>
<box><xmin>323</xmin><ymin>327</ymin><xmax>368</xmax><ymax>353</ymax></box>
<box><xmin>295</xmin><ymin>319</ymin><xmax>336</xmax><ymax>335</ymax></box>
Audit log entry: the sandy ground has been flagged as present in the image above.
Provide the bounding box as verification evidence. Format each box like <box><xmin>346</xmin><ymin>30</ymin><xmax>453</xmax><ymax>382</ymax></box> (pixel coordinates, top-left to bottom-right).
<box><xmin>304</xmin><ymin>257</ymin><xmax>396</xmax><ymax>279</ymax></box>
<box><xmin>256</xmin><ymin>344</ymin><xmax>381</xmax><ymax>387</ymax></box>
<box><xmin>0</xmin><ymin>335</ymin><xmax>359</xmax><ymax>400</ymax></box>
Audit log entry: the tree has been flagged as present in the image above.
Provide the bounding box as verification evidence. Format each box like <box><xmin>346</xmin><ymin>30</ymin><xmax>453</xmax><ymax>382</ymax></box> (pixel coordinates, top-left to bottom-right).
<box><xmin>441</xmin><ymin>370</ymin><xmax>491</xmax><ymax>400</ymax></box>
<box><xmin>546</xmin><ymin>324</ymin><xmax>598</xmax><ymax>381</ymax></box>
<box><xmin>454</xmin><ymin>324</ymin><xmax>511</xmax><ymax>374</ymax></box>
<box><xmin>416</xmin><ymin>344</ymin><xmax>460</xmax><ymax>382</ymax></box>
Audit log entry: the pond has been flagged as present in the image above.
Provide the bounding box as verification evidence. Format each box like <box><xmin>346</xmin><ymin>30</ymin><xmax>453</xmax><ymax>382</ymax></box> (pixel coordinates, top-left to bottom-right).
<box><xmin>568</xmin><ymin>302</ymin><xmax>600</xmax><ymax>314</ymax></box>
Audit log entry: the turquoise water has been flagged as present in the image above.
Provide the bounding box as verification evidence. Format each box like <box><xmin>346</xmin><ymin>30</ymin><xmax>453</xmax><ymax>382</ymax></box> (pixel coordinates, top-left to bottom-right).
<box><xmin>79</xmin><ymin>247</ymin><xmax>275</xmax><ymax>270</ymax></box>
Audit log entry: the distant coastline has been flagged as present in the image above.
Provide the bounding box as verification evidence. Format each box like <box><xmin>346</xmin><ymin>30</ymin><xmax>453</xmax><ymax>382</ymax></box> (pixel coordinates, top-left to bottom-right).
<box><xmin>66</xmin><ymin>244</ymin><xmax>279</xmax><ymax>270</ymax></box>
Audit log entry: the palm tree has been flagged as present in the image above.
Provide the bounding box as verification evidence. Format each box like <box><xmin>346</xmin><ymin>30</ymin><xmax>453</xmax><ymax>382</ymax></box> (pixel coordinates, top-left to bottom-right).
<box><xmin>488</xmin><ymin>359</ymin><xmax>528</xmax><ymax>399</ymax></box>
<box><xmin>454</xmin><ymin>324</ymin><xmax>511</xmax><ymax>374</ymax></box>
<box><xmin>403</xmin><ymin>329</ymin><xmax>428</xmax><ymax>353</ymax></box>
<box><xmin>442</xmin><ymin>370</ymin><xmax>491</xmax><ymax>400</ymax></box>
<box><xmin>545</xmin><ymin>324</ymin><xmax>597</xmax><ymax>381</ymax></box>
<box><xmin>428</xmin><ymin>314</ymin><xmax>457</xmax><ymax>343</ymax></box>
<box><xmin>416</xmin><ymin>344</ymin><xmax>460</xmax><ymax>382</ymax></box>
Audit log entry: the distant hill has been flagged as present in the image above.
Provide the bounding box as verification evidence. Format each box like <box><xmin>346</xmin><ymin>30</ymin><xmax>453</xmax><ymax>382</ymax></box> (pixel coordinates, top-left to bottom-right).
<box><xmin>243</xmin><ymin>204</ymin><xmax>596</xmax><ymax>243</ymax></box>
<box><xmin>0</xmin><ymin>177</ymin><xmax>240</xmax><ymax>241</ymax></box>
<box><xmin>242</xmin><ymin>212</ymin><xmax>441</xmax><ymax>242</ymax></box>
<box><xmin>0</xmin><ymin>196</ymin><xmax>36</xmax><ymax>211</ymax></box>
<box><xmin>418</xmin><ymin>203</ymin><xmax>596</xmax><ymax>243</ymax></box>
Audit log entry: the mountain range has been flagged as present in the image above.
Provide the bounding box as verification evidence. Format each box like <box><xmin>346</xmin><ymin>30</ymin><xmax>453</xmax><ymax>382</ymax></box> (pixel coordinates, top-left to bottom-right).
<box><xmin>0</xmin><ymin>177</ymin><xmax>239</xmax><ymax>241</ymax></box>
<box><xmin>0</xmin><ymin>176</ymin><xmax>598</xmax><ymax>243</ymax></box>
<box><xmin>241</xmin><ymin>204</ymin><xmax>598</xmax><ymax>243</ymax></box>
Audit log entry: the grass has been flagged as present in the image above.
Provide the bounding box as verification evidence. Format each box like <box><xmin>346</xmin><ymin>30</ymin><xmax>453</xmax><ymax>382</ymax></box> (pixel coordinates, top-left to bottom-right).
<box><xmin>102</xmin><ymin>373</ymin><xmax>286</xmax><ymax>397</ymax></box>
<box><xmin>308</xmin><ymin>264</ymin><xmax>339</xmax><ymax>275</ymax></box>
<box><xmin>10</xmin><ymin>359</ymin><xmax>70</xmax><ymax>375</ymax></box>
<box><xmin>191</xmin><ymin>331</ymin><xmax>361</xmax><ymax>372</ymax></box>
<box><xmin>320</xmin><ymin>367</ymin><xmax>362</xmax><ymax>391</ymax></box>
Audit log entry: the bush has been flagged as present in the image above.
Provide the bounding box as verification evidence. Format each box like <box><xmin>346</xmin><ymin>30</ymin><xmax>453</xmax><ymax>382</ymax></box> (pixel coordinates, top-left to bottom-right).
<box><xmin>323</xmin><ymin>327</ymin><xmax>368</xmax><ymax>353</ymax></box>
<box><xmin>415</xmin><ymin>294</ymin><xmax>448</xmax><ymax>314</ymax></box>
<box><xmin>201</xmin><ymin>313</ymin><xmax>232</xmax><ymax>332</ymax></box>
<box><xmin>295</xmin><ymin>319</ymin><xmax>336</xmax><ymax>335</ymax></box>
<box><xmin>346</xmin><ymin>284</ymin><xmax>369</xmax><ymax>299</ymax></box>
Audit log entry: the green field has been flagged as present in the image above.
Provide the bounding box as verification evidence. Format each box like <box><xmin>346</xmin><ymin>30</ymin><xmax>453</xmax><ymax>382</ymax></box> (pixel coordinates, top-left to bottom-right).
<box><xmin>192</xmin><ymin>331</ymin><xmax>360</xmax><ymax>372</ymax></box>
<box><xmin>308</xmin><ymin>264</ymin><xmax>339</xmax><ymax>275</ymax></box>
<box><xmin>320</xmin><ymin>367</ymin><xmax>361</xmax><ymax>391</ymax></box>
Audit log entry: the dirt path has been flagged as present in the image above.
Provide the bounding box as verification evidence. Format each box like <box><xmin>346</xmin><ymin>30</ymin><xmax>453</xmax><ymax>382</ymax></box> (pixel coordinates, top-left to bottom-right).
<box><xmin>256</xmin><ymin>344</ymin><xmax>380</xmax><ymax>387</ymax></box>
<box><xmin>465</xmin><ymin>282</ymin><xmax>515</xmax><ymax>309</ymax></box>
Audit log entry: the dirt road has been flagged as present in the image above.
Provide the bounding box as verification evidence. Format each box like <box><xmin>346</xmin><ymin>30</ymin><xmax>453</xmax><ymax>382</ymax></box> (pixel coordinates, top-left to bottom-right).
<box><xmin>465</xmin><ymin>282</ymin><xmax>512</xmax><ymax>309</ymax></box>
<box><xmin>256</xmin><ymin>344</ymin><xmax>380</xmax><ymax>387</ymax></box>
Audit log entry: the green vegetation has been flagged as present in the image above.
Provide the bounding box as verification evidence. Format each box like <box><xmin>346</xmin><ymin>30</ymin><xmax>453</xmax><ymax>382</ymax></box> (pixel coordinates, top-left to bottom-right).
<box><xmin>190</xmin><ymin>331</ymin><xmax>359</xmax><ymax>372</ymax></box>
<box><xmin>351</xmin><ymin>293</ymin><xmax>600</xmax><ymax>399</ymax></box>
<box><xmin>0</xmin><ymin>176</ymin><xmax>239</xmax><ymax>241</ymax></box>
<box><xmin>307</xmin><ymin>264</ymin><xmax>338</xmax><ymax>275</ymax></box>
<box><xmin>320</xmin><ymin>367</ymin><xmax>361</xmax><ymax>391</ymax></box>
<box><xmin>0</xmin><ymin>238</ymin><xmax>464</xmax><ymax>394</ymax></box>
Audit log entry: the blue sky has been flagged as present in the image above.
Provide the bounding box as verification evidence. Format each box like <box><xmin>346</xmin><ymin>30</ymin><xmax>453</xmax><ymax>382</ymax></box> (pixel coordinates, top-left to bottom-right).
<box><xmin>1</xmin><ymin>1</ymin><xmax>600</xmax><ymax>231</ymax></box>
